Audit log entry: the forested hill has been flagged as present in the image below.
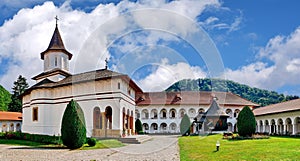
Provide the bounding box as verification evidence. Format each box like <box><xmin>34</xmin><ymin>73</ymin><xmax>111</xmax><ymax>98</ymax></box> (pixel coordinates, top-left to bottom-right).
<box><xmin>165</xmin><ymin>78</ymin><xmax>299</xmax><ymax>107</ymax></box>
<box><xmin>0</xmin><ymin>85</ymin><xmax>11</xmax><ymax>111</ymax></box>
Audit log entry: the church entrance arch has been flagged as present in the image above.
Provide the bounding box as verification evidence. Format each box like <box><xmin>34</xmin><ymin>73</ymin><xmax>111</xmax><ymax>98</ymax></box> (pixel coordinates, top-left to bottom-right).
<box><xmin>93</xmin><ymin>107</ymin><xmax>102</xmax><ymax>129</ymax></box>
<box><xmin>105</xmin><ymin>106</ymin><xmax>112</xmax><ymax>129</ymax></box>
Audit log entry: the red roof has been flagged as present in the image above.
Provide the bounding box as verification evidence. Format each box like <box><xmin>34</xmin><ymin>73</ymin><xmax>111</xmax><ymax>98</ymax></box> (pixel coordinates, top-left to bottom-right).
<box><xmin>0</xmin><ymin>111</ymin><xmax>22</xmax><ymax>121</ymax></box>
<box><xmin>253</xmin><ymin>98</ymin><xmax>300</xmax><ymax>116</ymax></box>
<box><xmin>136</xmin><ymin>91</ymin><xmax>259</xmax><ymax>106</ymax></box>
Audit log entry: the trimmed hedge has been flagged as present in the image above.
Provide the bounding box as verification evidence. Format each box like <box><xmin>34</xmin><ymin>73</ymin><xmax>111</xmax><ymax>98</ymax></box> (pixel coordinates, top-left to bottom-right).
<box><xmin>0</xmin><ymin>132</ymin><xmax>62</xmax><ymax>144</ymax></box>
<box><xmin>135</xmin><ymin>119</ymin><xmax>143</xmax><ymax>134</ymax></box>
<box><xmin>61</xmin><ymin>99</ymin><xmax>86</xmax><ymax>149</ymax></box>
<box><xmin>180</xmin><ymin>114</ymin><xmax>191</xmax><ymax>136</ymax></box>
<box><xmin>237</xmin><ymin>106</ymin><xmax>256</xmax><ymax>137</ymax></box>
<box><xmin>86</xmin><ymin>138</ymin><xmax>97</xmax><ymax>147</ymax></box>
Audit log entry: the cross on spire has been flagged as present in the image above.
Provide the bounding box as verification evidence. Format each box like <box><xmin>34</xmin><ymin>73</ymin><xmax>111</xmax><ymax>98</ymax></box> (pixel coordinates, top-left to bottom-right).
<box><xmin>55</xmin><ymin>15</ymin><xmax>59</xmax><ymax>27</ymax></box>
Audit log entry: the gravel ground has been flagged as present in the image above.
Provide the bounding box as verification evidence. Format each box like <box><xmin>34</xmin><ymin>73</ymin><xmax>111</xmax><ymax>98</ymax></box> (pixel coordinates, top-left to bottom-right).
<box><xmin>0</xmin><ymin>135</ymin><xmax>180</xmax><ymax>161</ymax></box>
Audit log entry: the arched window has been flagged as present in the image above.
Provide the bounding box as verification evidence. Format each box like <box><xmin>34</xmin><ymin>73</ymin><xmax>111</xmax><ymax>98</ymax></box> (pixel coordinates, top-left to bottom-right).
<box><xmin>105</xmin><ymin>106</ymin><xmax>112</xmax><ymax>129</ymax></box>
<box><xmin>135</xmin><ymin>109</ymin><xmax>140</xmax><ymax>119</ymax></box>
<box><xmin>93</xmin><ymin>107</ymin><xmax>102</xmax><ymax>129</ymax></box>
<box><xmin>160</xmin><ymin>123</ymin><xmax>167</xmax><ymax>131</ymax></box>
<box><xmin>179</xmin><ymin>109</ymin><xmax>186</xmax><ymax>118</ymax></box>
<box><xmin>226</xmin><ymin>109</ymin><xmax>233</xmax><ymax>118</ymax></box>
<box><xmin>170</xmin><ymin>109</ymin><xmax>176</xmax><ymax>118</ymax></box>
<box><xmin>160</xmin><ymin>109</ymin><xmax>167</xmax><ymax>119</ymax></box>
<box><xmin>151</xmin><ymin>123</ymin><xmax>158</xmax><ymax>131</ymax></box>
<box><xmin>151</xmin><ymin>109</ymin><xmax>158</xmax><ymax>119</ymax></box>
<box><xmin>9</xmin><ymin>123</ymin><xmax>14</xmax><ymax>132</ymax></box>
<box><xmin>142</xmin><ymin>109</ymin><xmax>149</xmax><ymax>119</ymax></box>
<box><xmin>189</xmin><ymin>108</ymin><xmax>196</xmax><ymax>117</ymax></box>
<box><xmin>16</xmin><ymin>123</ymin><xmax>21</xmax><ymax>132</ymax></box>
<box><xmin>143</xmin><ymin>123</ymin><xmax>149</xmax><ymax>131</ymax></box>
<box><xmin>198</xmin><ymin>108</ymin><xmax>205</xmax><ymax>114</ymax></box>
<box><xmin>234</xmin><ymin>109</ymin><xmax>240</xmax><ymax>118</ymax></box>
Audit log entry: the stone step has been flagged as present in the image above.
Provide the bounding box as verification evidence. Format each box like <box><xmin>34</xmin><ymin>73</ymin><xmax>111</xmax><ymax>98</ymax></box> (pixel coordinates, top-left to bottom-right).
<box><xmin>118</xmin><ymin>135</ymin><xmax>152</xmax><ymax>144</ymax></box>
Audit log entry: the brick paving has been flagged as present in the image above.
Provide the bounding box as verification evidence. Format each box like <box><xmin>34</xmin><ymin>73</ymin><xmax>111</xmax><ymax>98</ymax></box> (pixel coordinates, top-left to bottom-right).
<box><xmin>0</xmin><ymin>135</ymin><xmax>180</xmax><ymax>161</ymax></box>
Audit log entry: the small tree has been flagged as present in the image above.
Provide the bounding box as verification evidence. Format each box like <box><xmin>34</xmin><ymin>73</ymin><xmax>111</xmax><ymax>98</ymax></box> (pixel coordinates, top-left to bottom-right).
<box><xmin>180</xmin><ymin>114</ymin><xmax>191</xmax><ymax>136</ymax></box>
<box><xmin>8</xmin><ymin>75</ymin><xmax>29</xmax><ymax>112</ymax></box>
<box><xmin>135</xmin><ymin>119</ymin><xmax>143</xmax><ymax>134</ymax></box>
<box><xmin>237</xmin><ymin>106</ymin><xmax>256</xmax><ymax>137</ymax></box>
<box><xmin>61</xmin><ymin>99</ymin><xmax>86</xmax><ymax>149</ymax></box>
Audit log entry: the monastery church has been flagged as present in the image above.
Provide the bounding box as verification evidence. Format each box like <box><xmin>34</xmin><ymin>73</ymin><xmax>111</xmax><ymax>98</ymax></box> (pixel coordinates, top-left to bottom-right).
<box><xmin>22</xmin><ymin>21</ymin><xmax>264</xmax><ymax>138</ymax></box>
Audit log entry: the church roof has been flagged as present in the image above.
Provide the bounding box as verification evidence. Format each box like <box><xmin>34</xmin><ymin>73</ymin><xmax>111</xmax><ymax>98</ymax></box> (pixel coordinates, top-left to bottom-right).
<box><xmin>253</xmin><ymin>98</ymin><xmax>300</xmax><ymax>116</ymax></box>
<box><xmin>40</xmin><ymin>25</ymin><xmax>72</xmax><ymax>60</ymax></box>
<box><xmin>32</xmin><ymin>68</ymin><xmax>71</xmax><ymax>80</ymax></box>
<box><xmin>0</xmin><ymin>111</ymin><xmax>22</xmax><ymax>121</ymax></box>
<box><xmin>23</xmin><ymin>69</ymin><xmax>143</xmax><ymax>95</ymax></box>
<box><xmin>136</xmin><ymin>91</ymin><xmax>259</xmax><ymax>106</ymax></box>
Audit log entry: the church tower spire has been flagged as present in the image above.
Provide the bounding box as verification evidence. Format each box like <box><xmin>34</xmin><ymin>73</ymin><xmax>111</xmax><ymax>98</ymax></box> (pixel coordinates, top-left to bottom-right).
<box><xmin>33</xmin><ymin>16</ymin><xmax>72</xmax><ymax>82</ymax></box>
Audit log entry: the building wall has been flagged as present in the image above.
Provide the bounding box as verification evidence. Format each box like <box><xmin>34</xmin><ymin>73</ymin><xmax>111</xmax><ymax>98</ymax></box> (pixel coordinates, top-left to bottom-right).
<box><xmin>22</xmin><ymin>78</ymin><xmax>136</xmax><ymax>137</ymax></box>
<box><xmin>136</xmin><ymin>104</ymin><xmax>248</xmax><ymax>134</ymax></box>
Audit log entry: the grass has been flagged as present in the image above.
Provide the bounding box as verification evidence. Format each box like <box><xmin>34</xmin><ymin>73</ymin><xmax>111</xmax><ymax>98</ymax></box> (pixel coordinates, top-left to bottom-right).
<box><xmin>0</xmin><ymin>139</ymin><xmax>47</xmax><ymax>146</ymax></box>
<box><xmin>0</xmin><ymin>139</ymin><xmax>124</xmax><ymax>150</ymax></box>
<box><xmin>82</xmin><ymin>139</ymin><xmax>124</xmax><ymax>150</ymax></box>
<box><xmin>179</xmin><ymin>134</ymin><xmax>300</xmax><ymax>161</ymax></box>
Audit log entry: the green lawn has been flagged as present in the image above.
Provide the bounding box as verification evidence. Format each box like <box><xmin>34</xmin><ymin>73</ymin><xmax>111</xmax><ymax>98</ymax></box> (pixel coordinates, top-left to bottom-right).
<box><xmin>0</xmin><ymin>139</ymin><xmax>124</xmax><ymax>150</ymax></box>
<box><xmin>179</xmin><ymin>134</ymin><xmax>300</xmax><ymax>161</ymax></box>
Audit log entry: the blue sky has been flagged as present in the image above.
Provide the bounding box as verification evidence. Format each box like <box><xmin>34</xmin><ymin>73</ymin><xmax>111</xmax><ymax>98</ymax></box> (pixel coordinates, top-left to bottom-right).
<box><xmin>0</xmin><ymin>0</ymin><xmax>300</xmax><ymax>95</ymax></box>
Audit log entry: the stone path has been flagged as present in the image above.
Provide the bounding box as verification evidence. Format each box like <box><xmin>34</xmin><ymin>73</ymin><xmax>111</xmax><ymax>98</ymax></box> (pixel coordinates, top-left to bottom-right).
<box><xmin>0</xmin><ymin>135</ymin><xmax>180</xmax><ymax>161</ymax></box>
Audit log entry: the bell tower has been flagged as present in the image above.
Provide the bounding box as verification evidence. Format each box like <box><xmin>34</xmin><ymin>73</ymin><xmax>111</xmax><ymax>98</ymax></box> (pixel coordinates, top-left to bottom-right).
<box><xmin>33</xmin><ymin>16</ymin><xmax>72</xmax><ymax>82</ymax></box>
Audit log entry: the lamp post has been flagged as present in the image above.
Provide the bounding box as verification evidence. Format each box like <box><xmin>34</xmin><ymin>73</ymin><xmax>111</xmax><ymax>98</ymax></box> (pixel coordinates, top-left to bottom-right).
<box><xmin>216</xmin><ymin>140</ymin><xmax>220</xmax><ymax>151</ymax></box>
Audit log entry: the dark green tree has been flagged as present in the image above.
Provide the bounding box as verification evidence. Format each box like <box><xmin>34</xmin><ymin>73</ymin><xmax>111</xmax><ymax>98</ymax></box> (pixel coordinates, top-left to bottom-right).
<box><xmin>61</xmin><ymin>99</ymin><xmax>86</xmax><ymax>149</ymax></box>
<box><xmin>0</xmin><ymin>85</ymin><xmax>11</xmax><ymax>111</ymax></box>
<box><xmin>135</xmin><ymin>118</ymin><xmax>143</xmax><ymax>134</ymax></box>
<box><xmin>180</xmin><ymin>114</ymin><xmax>191</xmax><ymax>136</ymax></box>
<box><xmin>237</xmin><ymin>106</ymin><xmax>256</xmax><ymax>137</ymax></box>
<box><xmin>8</xmin><ymin>75</ymin><xmax>29</xmax><ymax>112</ymax></box>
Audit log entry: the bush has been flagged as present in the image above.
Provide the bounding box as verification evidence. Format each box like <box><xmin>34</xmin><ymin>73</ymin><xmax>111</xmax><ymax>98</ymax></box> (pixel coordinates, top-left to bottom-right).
<box><xmin>180</xmin><ymin>114</ymin><xmax>191</xmax><ymax>136</ymax></box>
<box><xmin>237</xmin><ymin>106</ymin><xmax>256</xmax><ymax>137</ymax></box>
<box><xmin>87</xmin><ymin>138</ymin><xmax>97</xmax><ymax>147</ymax></box>
<box><xmin>61</xmin><ymin>99</ymin><xmax>86</xmax><ymax>149</ymax></box>
<box><xmin>135</xmin><ymin>119</ymin><xmax>143</xmax><ymax>134</ymax></box>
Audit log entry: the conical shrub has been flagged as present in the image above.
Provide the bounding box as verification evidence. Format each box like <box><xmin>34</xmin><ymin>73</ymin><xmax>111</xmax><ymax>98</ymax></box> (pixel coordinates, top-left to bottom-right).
<box><xmin>237</xmin><ymin>106</ymin><xmax>256</xmax><ymax>137</ymax></box>
<box><xmin>61</xmin><ymin>99</ymin><xmax>86</xmax><ymax>149</ymax></box>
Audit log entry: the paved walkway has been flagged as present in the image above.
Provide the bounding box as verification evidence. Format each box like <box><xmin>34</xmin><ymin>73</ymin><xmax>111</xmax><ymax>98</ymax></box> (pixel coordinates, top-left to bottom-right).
<box><xmin>0</xmin><ymin>135</ymin><xmax>180</xmax><ymax>161</ymax></box>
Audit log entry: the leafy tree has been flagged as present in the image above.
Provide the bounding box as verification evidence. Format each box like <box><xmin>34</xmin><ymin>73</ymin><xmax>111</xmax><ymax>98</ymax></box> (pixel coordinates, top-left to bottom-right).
<box><xmin>8</xmin><ymin>75</ymin><xmax>29</xmax><ymax>112</ymax></box>
<box><xmin>180</xmin><ymin>114</ymin><xmax>191</xmax><ymax>136</ymax></box>
<box><xmin>0</xmin><ymin>85</ymin><xmax>11</xmax><ymax>111</ymax></box>
<box><xmin>61</xmin><ymin>99</ymin><xmax>86</xmax><ymax>149</ymax></box>
<box><xmin>237</xmin><ymin>106</ymin><xmax>256</xmax><ymax>137</ymax></box>
<box><xmin>135</xmin><ymin>118</ymin><xmax>143</xmax><ymax>134</ymax></box>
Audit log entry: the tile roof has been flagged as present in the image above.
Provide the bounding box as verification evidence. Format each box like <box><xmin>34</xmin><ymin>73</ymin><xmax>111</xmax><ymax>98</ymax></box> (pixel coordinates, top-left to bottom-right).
<box><xmin>136</xmin><ymin>91</ymin><xmax>259</xmax><ymax>106</ymax></box>
<box><xmin>40</xmin><ymin>25</ymin><xmax>72</xmax><ymax>60</ymax></box>
<box><xmin>253</xmin><ymin>98</ymin><xmax>300</xmax><ymax>116</ymax></box>
<box><xmin>0</xmin><ymin>111</ymin><xmax>22</xmax><ymax>121</ymax></box>
<box><xmin>23</xmin><ymin>69</ymin><xmax>143</xmax><ymax>95</ymax></box>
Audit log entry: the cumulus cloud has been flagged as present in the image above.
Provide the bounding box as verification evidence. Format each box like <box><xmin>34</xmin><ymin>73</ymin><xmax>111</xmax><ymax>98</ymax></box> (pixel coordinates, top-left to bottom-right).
<box><xmin>137</xmin><ymin>59</ymin><xmax>207</xmax><ymax>92</ymax></box>
<box><xmin>0</xmin><ymin>0</ymin><xmax>222</xmax><ymax>91</ymax></box>
<box><xmin>225</xmin><ymin>27</ymin><xmax>300</xmax><ymax>91</ymax></box>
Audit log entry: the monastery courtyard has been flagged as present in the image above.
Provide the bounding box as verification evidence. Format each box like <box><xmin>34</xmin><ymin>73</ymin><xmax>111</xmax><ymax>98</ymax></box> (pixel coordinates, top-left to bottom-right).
<box><xmin>0</xmin><ymin>135</ymin><xmax>179</xmax><ymax>161</ymax></box>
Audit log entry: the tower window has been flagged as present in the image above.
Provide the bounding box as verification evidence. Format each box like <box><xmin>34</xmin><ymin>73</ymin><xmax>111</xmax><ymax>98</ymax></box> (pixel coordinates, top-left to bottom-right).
<box><xmin>33</xmin><ymin>107</ymin><xmax>38</xmax><ymax>121</ymax></box>
<box><xmin>55</xmin><ymin>57</ymin><xmax>58</xmax><ymax>66</ymax></box>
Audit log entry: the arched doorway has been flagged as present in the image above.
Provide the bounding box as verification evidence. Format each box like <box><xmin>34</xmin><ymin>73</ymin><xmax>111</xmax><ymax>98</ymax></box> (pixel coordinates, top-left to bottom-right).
<box><xmin>150</xmin><ymin>123</ymin><xmax>158</xmax><ymax>133</ymax></box>
<box><xmin>271</xmin><ymin>119</ymin><xmax>276</xmax><ymax>134</ymax></box>
<box><xmin>93</xmin><ymin>107</ymin><xmax>102</xmax><ymax>129</ymax></box>
<box><xmin>169</xmin><ymin>123</ymin><xmax>177</xmax><ymax>133</ymax></box>
<box><xmin>286</xmin><ymin>118</ymin><xmax>292</xmax><ymax>135</ymax></box>
<box><xmin>226</xmin><ymin>109</ymin><xmax>233</xmax><ymax>118</ymax></box>
<box><xmin>143</xmin><ymin>123</ymin><xmax>149</xmax><ymax>133</ymax></box>
<box><xmin>160</xmin><ymin>109</ymin><xmax>167</xmax><ymax>119</ymax></box>
<box><xmin>278</xmin><ymin>118</ymin><xmax>283</xmax><ymax>134</ymax></box>
<box><xmin>160</xmin><ymin>123</ymin><xmax>167</xmax><ymax>133</ymax></box>
<box><xmin>105</xmin><ymin>106</ymin><xmax>112</xmax><ymax>129</ymax></box>
<box><xmin>227</xmin><ymin>122</ymin><xmax>233</xmax><ymax>132</ymax></box>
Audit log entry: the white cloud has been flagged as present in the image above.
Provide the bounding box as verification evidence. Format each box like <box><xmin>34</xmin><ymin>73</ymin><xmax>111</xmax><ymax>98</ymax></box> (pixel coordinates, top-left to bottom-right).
<box><xmin>137</xmin><ymin>59</ymin><xmax>207</xmax><ymax>92</ymax></box>
<box><xmin>225</xmin><ymin>27</ymin><xmax>300</xmax><ymax>92</ymax></box>
<box><xmin>0</xmin><ymin>0</ymin><xmax>222</xmax><ymax>91</ymax></box>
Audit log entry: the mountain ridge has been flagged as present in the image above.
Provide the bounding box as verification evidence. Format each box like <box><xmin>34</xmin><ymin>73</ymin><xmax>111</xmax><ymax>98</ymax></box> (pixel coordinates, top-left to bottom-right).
<box><xmin>165</xmin><ymin>78</ymin><xmax>299</xmax><ymax>107</ymax></box>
